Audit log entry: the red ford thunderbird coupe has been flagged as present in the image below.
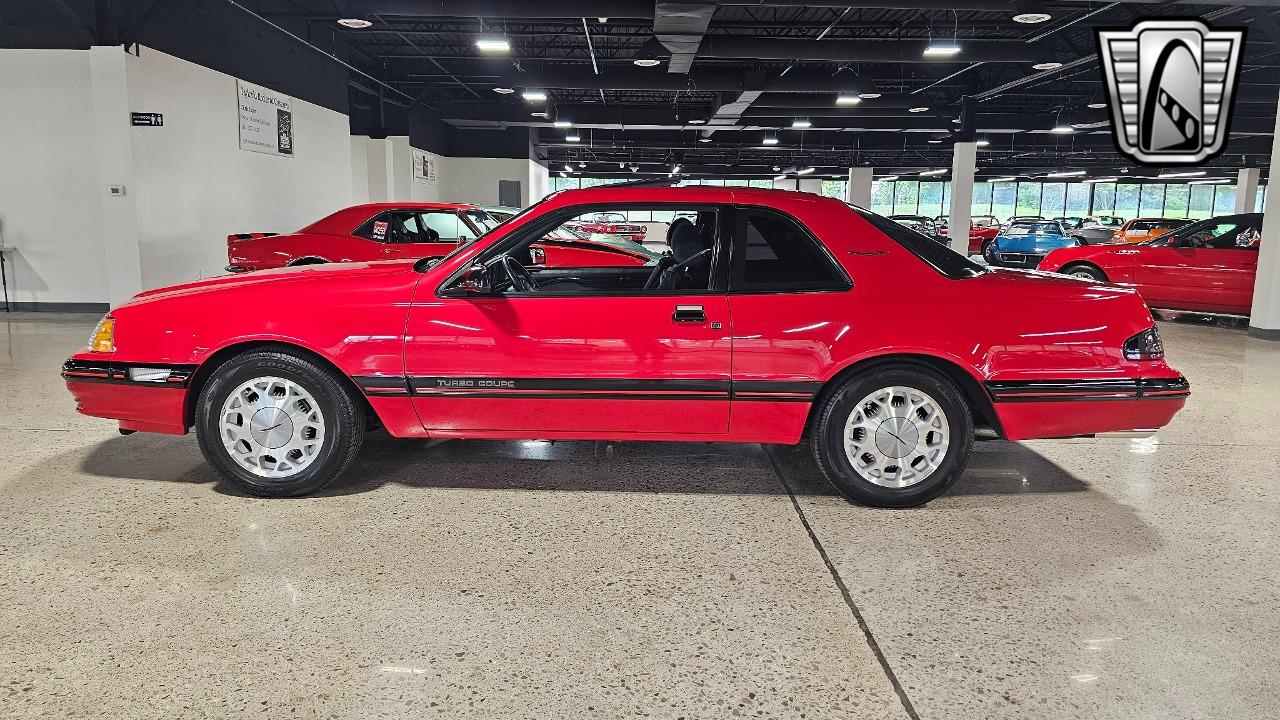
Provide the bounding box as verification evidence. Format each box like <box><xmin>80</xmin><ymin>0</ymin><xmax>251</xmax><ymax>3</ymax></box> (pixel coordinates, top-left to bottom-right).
<box><xmin>1038</xmin><ymin>213</ymin><xmax>1264</xmax><ymax>317</ymax></box>
<box><xmin>63</xmin><ymin>184</ymin><xmax>1188</xmax><ymax>507</ymax></box>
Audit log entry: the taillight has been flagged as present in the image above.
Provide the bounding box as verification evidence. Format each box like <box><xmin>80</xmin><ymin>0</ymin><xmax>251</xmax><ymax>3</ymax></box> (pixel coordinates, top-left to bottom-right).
<box><xmin>1124</xmin><ymin>326</ymin><xmax>1165</xmax><ymax>361</ymax></box>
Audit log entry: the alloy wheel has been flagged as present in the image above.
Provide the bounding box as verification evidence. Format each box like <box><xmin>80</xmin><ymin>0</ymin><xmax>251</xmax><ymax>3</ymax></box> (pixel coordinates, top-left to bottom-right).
<box><xmin>842</xmin><ymin>385</ymin><xmax>951</xmax><ymax>488</ymax></box>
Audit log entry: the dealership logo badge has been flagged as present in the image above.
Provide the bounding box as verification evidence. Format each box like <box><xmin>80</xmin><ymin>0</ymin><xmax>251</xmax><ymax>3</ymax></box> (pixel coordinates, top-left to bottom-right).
<box><xmin>1096</xmin><ymin>19</ymin><xmax>1245</xmax><ymax>165</ymax></box>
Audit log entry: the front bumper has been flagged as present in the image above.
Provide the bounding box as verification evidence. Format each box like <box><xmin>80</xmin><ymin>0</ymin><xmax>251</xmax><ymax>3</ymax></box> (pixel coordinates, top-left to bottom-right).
<box><xmin>62</xmin><ymin>358</ymin><xmax>194</xmax><ymax>435</ymax></box>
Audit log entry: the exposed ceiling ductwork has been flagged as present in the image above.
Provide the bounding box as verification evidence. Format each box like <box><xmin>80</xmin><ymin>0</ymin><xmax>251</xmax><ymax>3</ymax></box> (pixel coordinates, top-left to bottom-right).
<box><xmin>653</xmin><ymin>1</ymin><xmax>718</xmax><ymax>74</ymax></box>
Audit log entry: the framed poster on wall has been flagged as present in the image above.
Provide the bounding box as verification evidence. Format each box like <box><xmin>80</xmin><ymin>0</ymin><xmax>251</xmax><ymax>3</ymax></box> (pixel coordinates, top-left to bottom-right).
<box><xmin>412</xmin><ymin>147</ymin><xmax>438</xmax><ymax>185</ymax></box>
<box><xmin>237</xmin><ymin>79</ymin><xmax>294</xmax><ymax>157</ymax></box>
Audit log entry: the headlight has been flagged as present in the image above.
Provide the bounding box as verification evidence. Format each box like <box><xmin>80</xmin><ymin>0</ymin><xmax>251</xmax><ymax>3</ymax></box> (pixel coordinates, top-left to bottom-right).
<box><xmin>1123</xmin><ymin>326</ymin><xmax>1164</xmax><ymax>361</ymax></box>
<box><xmin>88</xmin><ymin>316</ymin><xmax>115</xmax><ymax>353</ymax></box>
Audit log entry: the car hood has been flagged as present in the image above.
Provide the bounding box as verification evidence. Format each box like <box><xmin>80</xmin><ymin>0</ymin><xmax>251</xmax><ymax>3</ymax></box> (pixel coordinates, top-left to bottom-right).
<box><xmin>126</xmin><ymin>260</ymin><xmax>419</xmax><ymax>307</ymax></box>
<box><xmin>996</xmin><ymin>234</ymin><xmax>1074</xmax><ymax>252</ymax></box>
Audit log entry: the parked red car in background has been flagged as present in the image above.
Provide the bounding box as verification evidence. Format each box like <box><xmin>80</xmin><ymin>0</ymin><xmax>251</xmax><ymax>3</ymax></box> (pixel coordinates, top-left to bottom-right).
<box><xmin>1039</xmin><ymin>213</ymin><xmax>1264</xmax><ymax>316</ymax></box>
<box><xmin>938</xmin><ymin>215</ymin><xmax>1001</xmax><ymax>254</ymax></box>
<box><xmin>66</xmin><ymin>184</ymin><xmax>1185</xmax><ymax>508</ymax></box>
<box><xmin>563</xmin><ymin>211</ymin><xmax>648</xmax><ymax>242</ymax></box>
<box><xmin>226</xmin><ymin>202</ymin><xmax>500</xmax><ymax>272</ymax></box>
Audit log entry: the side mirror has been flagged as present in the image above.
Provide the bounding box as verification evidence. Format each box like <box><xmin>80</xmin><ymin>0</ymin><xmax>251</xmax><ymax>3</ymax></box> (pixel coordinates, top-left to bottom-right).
<box><xmin>454</xmin><ymin>263</ymin><xmax>493</xmax><ymax>295</ymax></box>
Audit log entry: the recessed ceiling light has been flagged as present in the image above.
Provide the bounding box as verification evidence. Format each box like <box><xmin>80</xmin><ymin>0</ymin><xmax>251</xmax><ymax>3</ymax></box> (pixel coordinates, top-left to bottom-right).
<box><xmin>1013</xmin><ymin>12</ymin><xmax>1052</xmax><ymax>24</ymax></box>
<box><xmin>493</xmin><ymin>87</ymin><xmax>515</xmax><ymax>94</ymax></box>
<box><xmin>530</xmin><ymin>111</ymin><xmax>550</xmax><ymax>119</ymax></box>
<box><xmin>337</xmin><ymin>18</ymin><xmax>373</xmax><ymax>29</ymax></box>
<box><xmin>835</xmin><ymin>94</ymin><xmax>862</xmax><ymax>106</ymax></box>
<box><xmin>566</xmin><ymin>133</ymin><xmax>581</xmax><ymax>142</ymax></box>
<box><xmin>921</xmin><ymin>169</ymin><xmax>947</xmax><ymax>176</ymax></box>
<box><xmin>772</xmin><ymin>166</ymin><xmax>781</xmax><ymax>171</ymax></box>
<box><xmin>697</xmin><ymin>137</ymin><xmax>711</xmax><ymax>143</ymax></box>
<box><xmin>521</xmin><ymin>90</ymin><xmax>547</xmax><ymax>102</ymax></box>
<box><xmin>633</xmin><ymin>58</ymin><xmax>661</xmax><ymax>67</ymax></box>
<box><xmin>923</xmin><ymin>44</ymin><xmax>961</xmax><ymax>58</ymax></box>
<box><xmin>578</xmin><ymin>161</ymin><xmax>587</xmax><ymax>169</ymax></box>
<box><xmin>762</xmin><ymin>136</ymin><xmax>779</xmax><ymax>146</ymax></box>
<box><xmin>1087</xmin><ymin>102</ymin><xmax>1108</xmax><ymax>109</ymax></box>
<box><xmin>564</xmin><ymin>164</ymin><xmax>574</xmax><ymax>172</ymax></box>
<box><xmin>908</xmin><ymin>106</ymin><xmax>930</xmax><ymax>113</ymax></box>
<box><xmin>630</xmin><ymin>165</ymin><xmax>640</xmax><ymax>172</ymax></box>
<box><xmin>797</xmin><ymin>167</ymin><xmax>816</xmax><ymax>175</ymax></box>
<box><xmin>1032</xmin><ymin>62</ymin><xmax>1063</xmax><ymax>71</ymax></box>
<box><xmin>1050</xmin><ymin>125</ymin><xmax>1074</xmax><ymax>133</ymax></box>
<box><xmin>792</xmin><ymin>118</ymin><xmax>812</xmax><ymax>129</ymax></box>
<box><xmin>859</xmin><ymin>92</ymin><xmax>881</xmax><ymax>99</ymax></box>
<box><xmin>554</xmin><ymin>119</ymin><xmax>572</xmax><ymax>128</ymax></box>
<box><xmin>475</xmin><ymin>37</ymin><xmax>511</xmax><ymax>53</ymax></box>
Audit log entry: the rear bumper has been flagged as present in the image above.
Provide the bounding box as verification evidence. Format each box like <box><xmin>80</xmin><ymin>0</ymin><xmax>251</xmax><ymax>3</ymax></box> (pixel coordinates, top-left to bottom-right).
<box><xmin>986</xmin><ymin>376</ymin><xmax>1189</xmax><ymax>441</ymax></box>
<box><xmin>993</xmin><ymin>252</ymin><xmax>1047</xmax><ymax>269</ymax></box>
<box><xmin>62</xmin><ymin>359</ymin><xmax>193</xmax><ymax>435</ymax></box>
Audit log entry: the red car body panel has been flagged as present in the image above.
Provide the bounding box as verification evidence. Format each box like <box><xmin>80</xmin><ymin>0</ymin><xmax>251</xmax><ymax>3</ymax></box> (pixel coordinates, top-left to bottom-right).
<box><xmin>66</xmin><ymin>186</ymin><xmax>1186</xmax><ymax>446</ymax></box>
<box><xmin>939</xmin><ymin>224</ymin><xmax>1000</xmax><ymax>253</ymax></box>
<box><xmin>1039</xmin><ymin>243</ymin><xmax>1259</xmax><ymax>315</ymax></box>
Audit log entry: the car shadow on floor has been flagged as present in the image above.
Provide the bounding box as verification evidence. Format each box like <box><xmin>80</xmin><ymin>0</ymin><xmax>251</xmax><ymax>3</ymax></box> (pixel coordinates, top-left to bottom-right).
<box><xmin>77</xmin><ymin>431</ymin><xmax>1090</xmax><ymax>501</ymax></box>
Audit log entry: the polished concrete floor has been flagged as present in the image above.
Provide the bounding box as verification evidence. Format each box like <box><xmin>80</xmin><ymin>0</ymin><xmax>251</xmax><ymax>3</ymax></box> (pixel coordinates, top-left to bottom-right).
<box><xmin>1</xmin><ymin>312</ymin><xmax>1277</xmax><ymax>719</ymax></box>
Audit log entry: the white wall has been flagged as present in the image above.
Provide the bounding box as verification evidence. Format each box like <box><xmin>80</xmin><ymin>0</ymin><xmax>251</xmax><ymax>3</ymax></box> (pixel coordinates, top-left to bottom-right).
<box><xmin>437</xmin><ymin>156</ymin><xmax>539</xmax><ymax>207</ymax></box>
<box><xmin>130</xmin><ymin>48</ymin><xmax>353</xmax><ymax>288</ymax></box>
<box><xmin>0</xmin><ymin>49</ymin><xmax>110</xmax><ymax>307</ymax></box>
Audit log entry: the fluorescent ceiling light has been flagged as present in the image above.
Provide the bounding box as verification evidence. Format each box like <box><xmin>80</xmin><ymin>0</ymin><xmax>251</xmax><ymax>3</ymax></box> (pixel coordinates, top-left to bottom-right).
<box><xmin>697</xmin><ymin>137</ymin><xmax>711</xmax><ymax>143</ymax></box>
<box><xmin>521</xmin><ymin>90</ymin><xmax>547</xmax><ymax>102</ymax></box>
<box><xmin>578</xmin><ymin>162</ymin><xmax>587</xmax><ymax>168</ymax></box>
<box><xmin>976</xmin><ymin>139</ymin><xmax>990</xmax><ymax>146</ymax></box>
<box><xmin>1047</xmin><ymin>170</ymin><xmax>1086</xmax><ymax>177</ymax></box>
<box><xmin>1189</xmin><ymin>178</ymin><xmax>1231</xmax><ymax>184</ymax></box>
<box><xmin>927</xmin><ymin>138</ymin><xmax>944</xmax><ymax>144</ymax></box>
<box><xmin>835</xmin><ymin>94</ymin><xmax>862</xmax><ymax>106</ymax></box>
<box><xmin>772</xmin><ymin>166</ymin><xmax>781</xmax><ymax>171</ymax></box>
<box><xmin>688</xmin><ymin>118</ymin><xmax>706</xmax><ymax>125</ymax></box>
<box><xmin>530</xmin><ymin>111</ymin><xmax>549</xmax><ymax>119</ymax></box>
<box><xmin>565</xmin><ymin>133</ymin><xmax>581</xmax><ymax>142</ymax></box>
<box><xmin>908</xmin><ymin>106</ymin><xmax>930</xmax><ymax>113</ymax></box>
<box><xmin>1083</xmin><ymin>177</ymin><xmax>1118</xmax><ymax>184</ymax></box>
<box><xmin>475</xmin><ymin>37</ymin><xmax>510</xmax><ymax>53</ymax></box>
<box><xmin>762</xmin><ymin>136</ymin><xmax>779</xmax><ymax>146</ymax></box>
<box><xmin>553</xmin><ymin>119</ymin><xmax>572</xmax><ymax>128</ymax></box>
<box><xmin>633</xmin><ymin>58</ymin><xmax>661</xmax><ymax>67</ymax></box>
<box><xmin>1012</xmin><ymin>12</ymin><xmax>1052</xmax><ymax>24</ymax></box>
<box><xmin>1032</xmin><ymin>62</ymin><xmax>1063</xmax><ymax>71</ymax></box>
<box><xmin>558</xmin><ymin>171</ymin><xmax>567</xmax><ymax>177</ymax></box>
<box><xmin>1157</xmin><ymin>170</ymin><xmax>1206</xmax><ymax>179</ymax></box>
<box><xmin>858</xmin><ymin>92</ymin><xmax>881</xmax><ymax>99</ymax></box>
<box><xmin>773</xmin><ymin>175</ymin><xmax>787</xmax><ymax>181</ymax></box>
<box><xmin>492</xmin><ymin>87</ymin><xmax>515</xmax><ymax>94</ymax></box>
<box><xmin>878</xmin><ymin>175</ymin><xmax>898</xmax><ymax>181</ymax></box>
<box><xmin>792</xmin><ymin>118</ymin><xmax>812</xmax><ymax>128</ymax></box>
<box><xmin>1087</xmin><ymin>102</ymin><xmax>1108</xmax><ymax>109</ymax></box>
<box><xmin>630</xmin><ymin>165</ymin><xmax>639</xmax><ymax>172</ymax></box>
<box><xmin>337</xmin><ymin>18</ymin><xmax>373</xmax><ymax>29</ymax></box>
<box><xmin>563</xmin><ymin>164</ymin><xmax>574</xmax><ymax>172</ymax></box>
<box><xmin>797</xmin><ymin>167</ymin><xmax>815</xmax><ymax>175</ymax></box>
<box><xmin>985</xmin><ymin>176</ymin><xmax>1016</xmax><ymax>182</ymax></box>
<box><xmin>1051</xmin><ymin>125</ymin><xmax>1074</xmax><ymax>133</ymax></box>
<box><xmin>671</xmin><ymin>165</ymin><xmax>681</xmax><ymax>173</ymax></box>
<box><xmin>921</xmin><ymin>169</ymin><xmax>947</xmax><ymax>176</ymax></box>
<box><xmin>923</xmin><ymin>44</ymin><xmax>961</xmax><ymax>58</ymax></box>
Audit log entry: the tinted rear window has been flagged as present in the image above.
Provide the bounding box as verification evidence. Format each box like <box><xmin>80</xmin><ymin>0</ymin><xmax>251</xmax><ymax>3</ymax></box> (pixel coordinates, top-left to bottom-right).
<box><xmin>853</xmin><ymin>207</ymin><xmax>986</xmax><ymax>279</ymax></box>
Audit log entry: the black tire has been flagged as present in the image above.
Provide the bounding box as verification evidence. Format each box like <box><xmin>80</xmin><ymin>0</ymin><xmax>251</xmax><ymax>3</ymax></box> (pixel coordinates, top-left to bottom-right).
<box><xmin>195</xmin><ymin>349</ymin><xmax>365</xmax><ymax>497</ymax></box>
<box><xmin>981</xmin><ymin>240</ymin><xmax>999</xmax><ymax>265</ymax></box>
<box><xmin>1062</xmin><ymin>263</ymin><xmax>1107</xmax><ymax>282</ymax></box>
<box><xmin>810</xmin><ymin>364</ymin><xmax>974</xmax><ymax>508</ymax></box>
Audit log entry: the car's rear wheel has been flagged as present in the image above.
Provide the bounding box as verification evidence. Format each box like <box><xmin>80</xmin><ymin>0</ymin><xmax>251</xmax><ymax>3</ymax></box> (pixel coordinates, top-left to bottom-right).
<box><xmin>196</xmin><ymin>349</ymin><xmax>364</xmax><ymax>497</ymax></box>
<box><xmin>1063</xmin><ymin>263</ymin><xmax>1107</xmax><ymax>282</ymax></box>
<box><xmin>811</xmin><ymin>365</ymin><xmax>973</xmax><ymax>508</ymax></box>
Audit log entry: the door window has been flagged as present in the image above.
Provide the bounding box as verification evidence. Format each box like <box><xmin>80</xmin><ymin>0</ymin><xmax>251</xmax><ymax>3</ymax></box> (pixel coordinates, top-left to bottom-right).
<box><xmin>1177</xmin><ymin>220</ymin><xmax>1260</xmax><ymax>249</ymax></box>
<box><xmin>732</xmin><ymin>209</ymin><xmax>849</xmax><ymax>291</ymax></box>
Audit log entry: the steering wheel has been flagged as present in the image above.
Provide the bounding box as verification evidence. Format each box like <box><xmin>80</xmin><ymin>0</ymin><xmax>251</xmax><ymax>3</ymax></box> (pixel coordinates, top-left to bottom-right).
<box><xmin>500</xmin><ymin>255</ymin><xmax>539</xmax><ymax>293</ymax></box>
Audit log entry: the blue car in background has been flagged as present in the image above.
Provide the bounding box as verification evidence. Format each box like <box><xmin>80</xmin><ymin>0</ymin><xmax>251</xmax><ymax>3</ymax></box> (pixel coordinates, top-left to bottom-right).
<box><xmin>982</xmin><ymin>220</ymin><xmax>1079</xmax><ymax>269</ymax></box>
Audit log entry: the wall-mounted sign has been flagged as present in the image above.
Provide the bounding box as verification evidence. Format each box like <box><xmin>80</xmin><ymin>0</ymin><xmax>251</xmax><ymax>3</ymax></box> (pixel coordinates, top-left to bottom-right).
<box><xmin>130</xmin><ymin>112</ymin><xmax>163</xmax><ymax>126</ymax></box>
<box><xmin>412</xmin><ymin>147</ymin><xmax>438</xmax><ymax>185</ymax></box>
<box><xmin>236</xmin><ymin>79</ymin><xmax>294</xmax><ymax>158</ymax></box>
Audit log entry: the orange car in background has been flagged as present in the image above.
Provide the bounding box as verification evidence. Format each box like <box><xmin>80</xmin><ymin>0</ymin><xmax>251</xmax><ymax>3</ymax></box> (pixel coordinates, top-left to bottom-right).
<box><xmin>1111</xmin><ymin>217</ymin><xmax>1192</xmax><ymax>243</ymax></box>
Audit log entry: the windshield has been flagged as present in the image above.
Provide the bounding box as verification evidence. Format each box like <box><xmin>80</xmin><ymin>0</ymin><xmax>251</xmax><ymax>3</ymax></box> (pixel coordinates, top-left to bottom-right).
<box><xmin>1005</xmin><ymin>222</ymin><xmax>1062</xmax><ymax>236</ymax></box>
<box><xmin>466</xmin><ymin>209</ymin><xmax>501</xmax><ymax>233</ymax></box>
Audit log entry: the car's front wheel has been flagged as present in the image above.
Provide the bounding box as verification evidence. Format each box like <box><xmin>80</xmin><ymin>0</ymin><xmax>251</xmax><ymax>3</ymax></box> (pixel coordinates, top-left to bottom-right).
<box><xmin>981</xmin><ymin>240</ymin><xmax>999</xmax><ymax>265</ymax></box>
<box><xmin>196</xmin><ymin>349</ymin><xmax>365</xmax><ymax>497</ymax></box>
<box><xmin>1063</xmin><ymin>263</ymin><xmax>1107</xmax><ymax>282</ymax></box>
<box><xmin>811</xmin><ymin>364</ymin><xmax>973</xmax><ymax>507</ymax></box>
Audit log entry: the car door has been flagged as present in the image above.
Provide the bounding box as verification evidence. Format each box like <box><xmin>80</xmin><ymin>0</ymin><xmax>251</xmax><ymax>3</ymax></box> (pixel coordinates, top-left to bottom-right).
<box><xmin>723</xmin><ymin>206</ymin><xmax>853</xmax><ymax>438</ymax></box>
<box><xmin>380</xmin><ymin>209</ymin><xmax>471</xmax><ymax>261</ymax></box>
<box><xmin>402</xmin><ymin>203</ymin><xmax>732</xmax><ymax>435</ymax></box>
<box><xmin>1132</xmin><ymin>218</ymin><xmax>1260</xmax><ymax>312</ymax></box>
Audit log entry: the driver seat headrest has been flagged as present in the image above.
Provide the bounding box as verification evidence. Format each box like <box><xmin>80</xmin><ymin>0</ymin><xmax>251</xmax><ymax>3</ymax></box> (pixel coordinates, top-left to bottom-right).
<box><xmin>666</xmin><ymin>218</ymin><xmax>706</xmax><ymax>262</ymax></box>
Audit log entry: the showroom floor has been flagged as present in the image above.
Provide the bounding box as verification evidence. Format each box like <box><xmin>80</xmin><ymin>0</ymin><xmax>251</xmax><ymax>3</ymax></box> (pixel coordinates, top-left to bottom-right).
<box><xmin>1</xmin><ymin>313</ymin><xmax>1276</xmax><ymax>719</ymax></box>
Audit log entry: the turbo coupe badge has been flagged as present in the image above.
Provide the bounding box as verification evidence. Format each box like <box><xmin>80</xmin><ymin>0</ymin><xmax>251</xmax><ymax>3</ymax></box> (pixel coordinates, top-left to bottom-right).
<box><xmin>1095</xmin><ymin>18</ymin><xmax>1245</xmax><ymax>166</ymax></box>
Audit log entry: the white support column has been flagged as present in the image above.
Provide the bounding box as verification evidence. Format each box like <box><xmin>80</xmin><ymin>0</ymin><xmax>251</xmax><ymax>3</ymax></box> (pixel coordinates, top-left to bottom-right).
<box><xmin>1248</xmin><ymin>97</ymin><xmax>1280</xmax><ymax>339</ymax></box>
<box><xmin>797</xmin><ymin>177</ymin><xmax>822</xmax><ymax>194</ymax></box>
<box><xmin>772</xmin><ymin>177</ymin><xmax>798</xmax><ymax>191</ymax></box>
<box><xmin>846</xmin><ymin>167</ymin><xmax>873</xmax><ymax>207</ymax></box>
<box><xmin>947</xmin><ymin>141</ymin><xmax>978</xmax><ymax>257</ymax></box>
<box><xmin>1235</xmin><ymin>167</ymin><xmax>1261</xmax><ymax>214</ymax></box>
<box><xmin>88</xmin><ymin>46</ymin><xmax>144</xmax><ymax>308</ymax></box>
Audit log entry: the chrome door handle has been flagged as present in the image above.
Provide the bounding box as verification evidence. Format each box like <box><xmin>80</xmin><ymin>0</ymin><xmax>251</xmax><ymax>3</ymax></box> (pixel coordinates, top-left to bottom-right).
<box><xmin>672</xmin><ymin>305</ymin><xmax>706</xmax><ymax>323</ymax></box>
